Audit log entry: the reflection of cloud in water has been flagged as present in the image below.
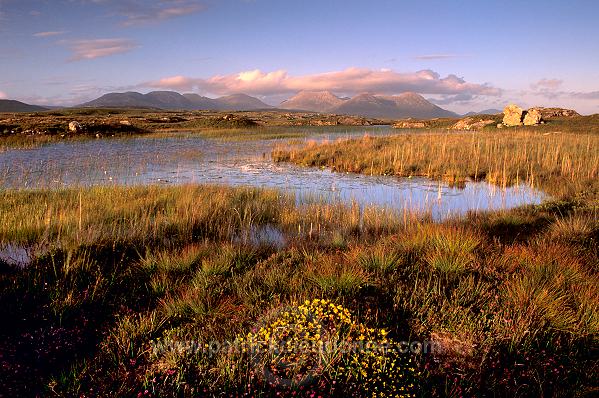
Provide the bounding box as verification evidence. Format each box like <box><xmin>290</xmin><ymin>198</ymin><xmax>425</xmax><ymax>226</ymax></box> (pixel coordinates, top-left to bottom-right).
<box><xmin>0</xmin><ymin>126</ymin><xmax>547</xmax><ymax>221</ymax></box>
<box><xmin>0</xmin><ymin>244</ymin><xmax>33</xmax><ymax>268</ymax></box>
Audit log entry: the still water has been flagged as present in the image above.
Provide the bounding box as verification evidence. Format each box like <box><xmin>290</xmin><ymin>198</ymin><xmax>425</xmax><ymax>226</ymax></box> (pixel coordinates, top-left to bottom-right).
<box><xmin>0</xmin><ymin>126</ymin><xmax>547</xmax><ymax>221</ymax></box>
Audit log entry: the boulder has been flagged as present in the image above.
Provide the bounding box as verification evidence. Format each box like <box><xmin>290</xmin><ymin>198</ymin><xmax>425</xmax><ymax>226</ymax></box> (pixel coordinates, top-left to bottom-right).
<box><xmin>502</xmin><ymin>104</ymin><xmax>524</xmax><ymax>126</ymax></box>
<box><xmin>523</xmin><ymin>108</ymin><xmax>542</xmax><ymax>125</ymax></box>
<box><xmin>530</xmin><ymin>107</ymin><xmax>579</xmax><ymax>119</ymax></box>
<box><xmin>450</xmin><ymin>117</ymin><xmax>496</xmax><ymax>130</ymax></box>
<box><xmin>68</xmin><ymin>121</ymin><xmax>82</xmax><ymax>133</ymax></box>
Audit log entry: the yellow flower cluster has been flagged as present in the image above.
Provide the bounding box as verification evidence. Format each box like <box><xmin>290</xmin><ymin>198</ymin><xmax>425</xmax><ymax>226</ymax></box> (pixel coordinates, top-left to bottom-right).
<box><xmin>237</xmin><ymin>298</ymin><xmax>420</xmax><ymax>397</ymax></box>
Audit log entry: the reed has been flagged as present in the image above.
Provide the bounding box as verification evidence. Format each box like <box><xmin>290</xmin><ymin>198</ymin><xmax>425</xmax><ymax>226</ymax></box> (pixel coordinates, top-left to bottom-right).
<box><xmin>273</xmin><ymin>130</ymin><xmax>599</xmax><ymax>198</ymax></box>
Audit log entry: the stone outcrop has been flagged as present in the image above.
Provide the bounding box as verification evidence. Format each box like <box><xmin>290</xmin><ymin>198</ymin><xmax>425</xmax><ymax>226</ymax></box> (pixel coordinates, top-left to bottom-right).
<box><xmin>530</xmin><ymin>107</ymin><xmax>579</xmax><ymax>119</ymax></box>
<box><xmin>502</xmin><ymin>104</ymin><xmax>550</xmax><ymax>127</ymax></box>
<box><xmin>523</xmin><ymin>108</ymin><xmax>542</xmax><ymax>125</ymax></box>
<box><xmin>68</xmin><ymin>121</ymin><xmax>82</xmax><ymax>133</ymax></box>
<box><xmin>393</xmin><ymin>121</ymin><xmax>427</xmax><ymax>128</ymax></box>
<box><xmin>450</xmin><ymin>117</ymin><xmax>496</xmax><ymax>130</ymax></box>
<box><xmin>502</xmin><ymin>104</ymin><xmax>524</xmax><ymax>126</ymax></box>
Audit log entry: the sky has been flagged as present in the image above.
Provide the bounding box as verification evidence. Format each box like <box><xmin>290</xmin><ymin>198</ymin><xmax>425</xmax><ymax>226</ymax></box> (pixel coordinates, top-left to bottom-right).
<box><xmin>1</xmin><ymin>0</ymin><xmax>598</xmax><ymax>114</ymax></box>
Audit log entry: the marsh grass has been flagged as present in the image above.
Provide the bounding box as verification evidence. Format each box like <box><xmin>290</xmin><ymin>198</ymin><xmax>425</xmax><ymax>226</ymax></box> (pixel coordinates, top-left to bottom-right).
<box><xmin>273</xmin><ymin>130</ymin><xmax>599</xmax><ymax>198</ymax></box>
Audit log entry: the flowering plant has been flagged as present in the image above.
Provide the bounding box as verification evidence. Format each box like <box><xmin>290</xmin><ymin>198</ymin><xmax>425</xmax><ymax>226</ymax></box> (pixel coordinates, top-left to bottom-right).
<box><xmin>236</xmin><ymin>298</ymin><xmax>420</xmax><ymax>397</ymax></box>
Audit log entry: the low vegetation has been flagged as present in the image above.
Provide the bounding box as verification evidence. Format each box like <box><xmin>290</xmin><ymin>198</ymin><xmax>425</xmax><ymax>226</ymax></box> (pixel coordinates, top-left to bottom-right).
<box><xmin>0</xmin><ymin>109</ymin><xmax>385</xmax><ymax>150</ymax></box>
<box><xmin>0</xmin><ymin>180</ymin><xmax>597</xmax><ymax>396</ymax></box>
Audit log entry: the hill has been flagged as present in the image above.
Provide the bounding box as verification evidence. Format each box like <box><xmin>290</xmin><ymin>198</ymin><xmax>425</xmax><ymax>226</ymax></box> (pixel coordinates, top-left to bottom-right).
<box><xmin>214</xmin><ymin>93</ymin><xmax>272</xmax><ymax>111</ymax></box>
<box><xmin>81</xmin><ymin>91</ymin><xmax>272</xmax><ymax>111</ymax></box>
<box><xmin>464</xmin><ymin>108</ymin><xmax>502</xmax><ymax>116</ymax></box>
<box><xmin>331</xmin><ymin>92</ymin><xmax>457</xmax><ymax>119</ymax></box>
<box><xmin>280</xmin><ymin>90</ymin><xmax>347</xmax><ymax>112</ymax></box>
<box><xmin>0</xmin><ymin>99</ymin><xmax>49</xmax><ymax>112</ymax></box>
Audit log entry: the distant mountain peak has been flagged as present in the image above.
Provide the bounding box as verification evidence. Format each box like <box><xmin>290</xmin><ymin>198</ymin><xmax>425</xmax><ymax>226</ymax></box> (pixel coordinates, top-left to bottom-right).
<box><xmin>281</xmin><ymin>90</ymin><xmax>347</xmax><ymax>112</ymax></box>
<box><xmin>215</xmin><ymin>93</ymin><xmax>273</xmax><ymax>110</ymax></box>
<box><xmin>80</xmin><ymin>91</ymin><xmax>271</xmax><ymax>111</ymax></box>
<box><xmin>331</xmin><ymin>92</ymin><xmax>457</xmax><ymax>119</ymax></box>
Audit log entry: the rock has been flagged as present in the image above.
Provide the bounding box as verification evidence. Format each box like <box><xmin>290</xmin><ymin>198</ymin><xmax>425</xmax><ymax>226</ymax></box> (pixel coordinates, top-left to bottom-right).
<box><xmin>310</xmin><ymin>119</ymin><xmax>338</xmax><ymax>126</ymax></box>
<box><xmin>529</xmin><ymin>107</ymin><xmax>579</xmax><ymax>119</ymax></box>
<box><xmin>393</xmin><ymin>121</ymin><xmax>427</xmax><ymax>128</ymax></box>
<box><xmin>68</xmin><ymin>121</ymin><xmax>82</xmax><ymax>133</ymax></box>
<box><xmin>523</xmin><ymin>108</ymin><xmax>542</xmax><ymax>125</ymax></box>
<box><xmin>450</xmin><ymin>117</ymin><xmax>496</xmax><ymax>130</ymax></box>
<box><xmin>497</xmin><ymin>123</ymin><xmax>504</xmax><ymax>129</ymax></box>
<box><xmin>119</xmin><ymin>120</ymin><xmax>131</xmax><ymax>126</ymax></box>
<box><xmin>502</xmin><ymin>104</ymin><xmax>524</xmax><ymax>126</ymax></box>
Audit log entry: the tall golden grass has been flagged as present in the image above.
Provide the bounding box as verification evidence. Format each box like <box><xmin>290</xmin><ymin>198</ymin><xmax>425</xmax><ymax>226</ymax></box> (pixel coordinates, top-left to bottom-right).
<box><xmin>273</xmin><ymin>130</ymin><xmax>599</xmax><ymax>198</ymax></box>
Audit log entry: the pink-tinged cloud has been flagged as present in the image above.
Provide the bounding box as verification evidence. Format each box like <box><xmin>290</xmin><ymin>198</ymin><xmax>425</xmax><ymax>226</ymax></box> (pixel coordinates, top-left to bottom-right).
<box><xmin>0</xmin><ymin>90</ymin><xmax>7</xmax><ymax>99</ymax></box>
<box><xmin>531</xmin><ymin>78</ymin><xmax>563</xmax><ymax>90</ymax></box>
<box><xmin>146</xmin><ymin>67</ymin><xmax>502</xmax><ymax>97</ymax></box>
<box><xmin>33</xmin><ymin>31</ymin><xmax>66</xmax><ymax>38</ymax></box>
<box><xmin>66</xmin><ymin>38</ymin><xmax>138</xmax><ymax>61</ymax></box>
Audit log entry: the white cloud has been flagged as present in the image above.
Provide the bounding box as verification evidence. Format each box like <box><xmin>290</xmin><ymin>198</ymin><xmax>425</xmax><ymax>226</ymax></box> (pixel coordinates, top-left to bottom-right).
<box><xmin>65</xmin><ymin>38</ymin><xmax>138</xmax><ymax>61</ymax></box>
<box><xmin>145</xmin><ymin>67</ymin><xmax>502</xmax><ymax>97</ymax></box>
<box><xmin>33</xmin><ymin>31</ymin><xmax>66</xmax><ymax>38</ymax></box>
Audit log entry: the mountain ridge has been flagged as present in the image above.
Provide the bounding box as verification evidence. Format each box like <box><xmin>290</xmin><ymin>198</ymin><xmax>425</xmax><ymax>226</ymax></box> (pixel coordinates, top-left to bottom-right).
<box><xmin>80</xmin><ymin>91</ymin><xmax>272</xmax><ymax>111</ymax></box>
<box><xmin>280</xmin><ymin>90</ymin><xmax>347</xmax><ymax>112</ymax></box>
<box><xmin>0</xmin><ymin>99</ymin><xmax>49</xmax><ymax>113</ymax></box>
<box><xmin>463</xmin><ymin>108</ymin><xmax>502</xmax><ymax>116</ymax></box>
<box><xmin>331</xmin><ymin>92</ymin><xmax>457</xmax><ymax>119</ymax></box>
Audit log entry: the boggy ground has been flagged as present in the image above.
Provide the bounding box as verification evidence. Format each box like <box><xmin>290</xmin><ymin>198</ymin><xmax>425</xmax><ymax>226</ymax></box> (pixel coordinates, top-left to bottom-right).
<box><xmin>0</xmin><ymin>181</ymin><xmax>597</xmax><ymax>397</ymax></box>
<box><xmin>0</xmin><ymin>108</ymin><xmax>386</xmax><ymax>150</ymax></box>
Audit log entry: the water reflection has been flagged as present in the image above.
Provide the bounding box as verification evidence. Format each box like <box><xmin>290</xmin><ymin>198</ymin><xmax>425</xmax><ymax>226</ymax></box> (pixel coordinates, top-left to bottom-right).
<box><xmin>0</xmin><ymin>126</ymin><xmax>548</xmax><ymax>220</ymax></box>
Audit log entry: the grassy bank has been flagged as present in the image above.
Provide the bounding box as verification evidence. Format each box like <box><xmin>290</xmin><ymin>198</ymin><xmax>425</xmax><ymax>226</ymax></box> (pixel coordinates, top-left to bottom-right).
<box><xmin>273</xmin><ymin>130</ymin><xmax>599</xmax><ymax>199</ymax></box>
<box><xmin>0</xmin><ymin>184</ymin><xmax>597</xmax><ymax>397</ymax></box>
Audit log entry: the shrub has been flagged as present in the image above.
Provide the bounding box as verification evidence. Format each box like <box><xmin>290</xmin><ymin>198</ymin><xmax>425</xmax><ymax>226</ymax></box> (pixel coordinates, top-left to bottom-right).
<box><xmin>234</xmin><ymin>299</ymin><xmax>421</xmax><ymax>397</ymax></box>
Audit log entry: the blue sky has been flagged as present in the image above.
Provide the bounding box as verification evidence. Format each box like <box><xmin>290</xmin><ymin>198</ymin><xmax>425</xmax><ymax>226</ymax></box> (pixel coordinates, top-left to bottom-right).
<box><xmin>1</xmin><ymin>0</ymin><xmax>598</xmax><ymax>113</ymax></box>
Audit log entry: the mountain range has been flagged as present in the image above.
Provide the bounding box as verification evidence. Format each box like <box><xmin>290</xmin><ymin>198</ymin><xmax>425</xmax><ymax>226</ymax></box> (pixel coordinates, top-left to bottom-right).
<box><xmin>2</xmin><ymin>90</ymin><xmax>466</xmax><ymax>119</ymax></box>
<box><xmin>80</xmin><ymin>90</ymin><xmax>457</xmax><ymax>119</ymax></box>
<box><xmin>280</xmin><ymin>90</ymin><xmax>457</xmax><ymax>118</ymax></box>
<box><xmin>80</xmin><ymin>91</ymin><xmax>273</xmax><ymax>111</ymax></box>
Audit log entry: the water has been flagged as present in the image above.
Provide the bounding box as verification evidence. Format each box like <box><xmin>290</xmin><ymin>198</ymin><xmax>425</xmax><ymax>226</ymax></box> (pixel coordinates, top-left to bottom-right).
<box><xmin>0</xmin><ymin>126</ymin><xmax>547</xmax><ymax>220</ymax></box>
